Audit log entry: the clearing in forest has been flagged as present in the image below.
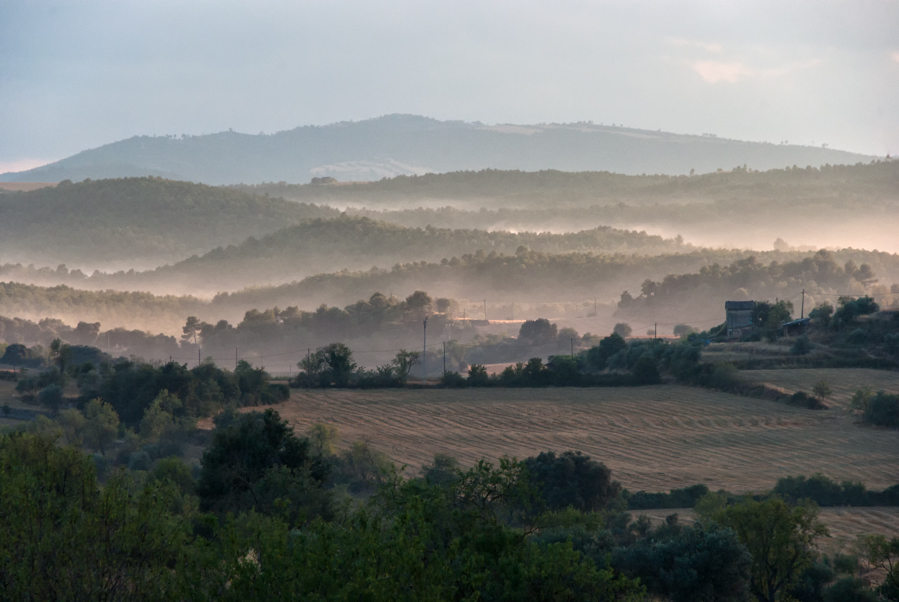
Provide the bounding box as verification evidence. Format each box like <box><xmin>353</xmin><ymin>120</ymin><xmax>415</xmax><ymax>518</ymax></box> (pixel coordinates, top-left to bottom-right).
<box><xmin>268</xmin><ymin>385</ymin><xmax>899</xmax><ymax>493</ymax></box>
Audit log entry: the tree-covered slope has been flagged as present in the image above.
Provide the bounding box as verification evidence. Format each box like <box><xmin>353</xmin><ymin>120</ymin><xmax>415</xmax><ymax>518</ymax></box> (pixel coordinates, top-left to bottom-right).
<box><xmin>0</xmin><ymin>177</ymin><xmax>339</xmax><ymax>268</ymax></box>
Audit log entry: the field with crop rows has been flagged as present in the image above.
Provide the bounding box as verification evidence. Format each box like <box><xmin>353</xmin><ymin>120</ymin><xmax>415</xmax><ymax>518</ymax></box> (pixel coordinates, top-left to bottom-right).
<box><xmin>267</xmin><ymin>385</ymin><xmax>899</xmax><ymax>493</ymax></box>
<box><xmin>739</xmin><ymin>368</ymin><xmax>899</xmax><ymax>409</ymax></box>
<box><xmin>639</xmin><ymin>507</ymin><xmax>899</xmax><ymax>551</ymax></box>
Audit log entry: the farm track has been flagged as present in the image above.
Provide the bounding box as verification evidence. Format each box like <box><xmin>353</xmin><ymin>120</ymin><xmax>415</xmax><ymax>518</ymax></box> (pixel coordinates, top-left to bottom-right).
<box><xmin>270</xmin><ymin>385</ymin><xmax>899</xmax><ymax>493</ymax></box>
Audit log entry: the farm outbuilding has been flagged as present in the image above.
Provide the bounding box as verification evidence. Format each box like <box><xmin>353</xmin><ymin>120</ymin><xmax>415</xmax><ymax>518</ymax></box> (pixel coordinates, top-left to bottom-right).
<box><xmin>725</xmin><ymin>300</ymin><xmax>756</xmax><ymax>337</ymax></box>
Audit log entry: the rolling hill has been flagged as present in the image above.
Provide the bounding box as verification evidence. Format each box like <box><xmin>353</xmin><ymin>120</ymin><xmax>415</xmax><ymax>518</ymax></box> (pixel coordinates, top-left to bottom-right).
<box><xmin>0</xmin><ymin>177</ymin><xmax>339</xmax><ymax>269</ymax></box>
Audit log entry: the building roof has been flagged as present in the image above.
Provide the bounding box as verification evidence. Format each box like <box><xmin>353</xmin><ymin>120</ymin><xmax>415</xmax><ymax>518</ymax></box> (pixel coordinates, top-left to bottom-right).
<box><xmin>725</xmin><ymin>301</ymin><xmax>757</xmax><ymax>311</ymax></box>
<box><xmin>781</xmin><ymin>318</ymin><xmax>811</xmax><ymax>327</ymax></box>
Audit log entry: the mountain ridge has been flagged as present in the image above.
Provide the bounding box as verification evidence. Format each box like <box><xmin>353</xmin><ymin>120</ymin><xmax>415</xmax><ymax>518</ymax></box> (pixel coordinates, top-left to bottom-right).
<box><xmin>1</xmin><ymin>114</ymin><xmax>874</xmax><ymax>185</ymax></box>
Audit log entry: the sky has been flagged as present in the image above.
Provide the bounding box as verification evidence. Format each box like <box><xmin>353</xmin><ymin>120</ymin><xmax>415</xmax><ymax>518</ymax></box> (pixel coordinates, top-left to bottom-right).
<box><xmin>1</xmin><ymin>0</ymin><xmax>897</xmax><ymax>172</ymax></box>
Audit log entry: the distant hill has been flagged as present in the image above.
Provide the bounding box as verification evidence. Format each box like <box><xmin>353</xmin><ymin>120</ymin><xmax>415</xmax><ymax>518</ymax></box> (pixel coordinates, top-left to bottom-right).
<box><xmin>0</xmin><ymin>177</ymin><xmax>339</xmax><ymax>269</ymax></box>
<box><xmin>240</xmin><ymin>160</ymin><xmax>899</xmax><ymax>208</ymax></box>
<box><xmin>0</xmin><ymin>216</ymin><xmax>688</xmax><ymax>296</ymax></box>
<box><xmin>0</xmin><ymin>115</ymin><xmax>874</xmax><ymax>185</ymax></box>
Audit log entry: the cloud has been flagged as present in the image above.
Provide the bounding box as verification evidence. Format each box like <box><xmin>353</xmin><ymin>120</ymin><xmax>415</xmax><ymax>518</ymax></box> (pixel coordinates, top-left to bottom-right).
<box><xmin>665</xmin><ymin>37</ymin><xmax>722</xmax><ymax>53</ymax></box>
<box><xmin>692</xmin><ymin>59</ymin><xmax>821</xmax><ymax>83</ymax></box>
<box><xmin>0</xmin><ymin>158</ymin><xmax>52</xmax><ymax>174</ymax></box>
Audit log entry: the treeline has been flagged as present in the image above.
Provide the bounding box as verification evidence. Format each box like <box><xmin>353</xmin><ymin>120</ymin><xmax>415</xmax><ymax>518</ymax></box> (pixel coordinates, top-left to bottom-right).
<box><xmin>0</xmin><ymin>176</ymin><xmax>339</xmax><ymax>267</ymax></box>
<box><xmin>618</xmin><ymin>251</ymin><xmax>899</xmax><ymax>324</ymax></box>
<box><xmin>4</xmin><ymin>412</ymin><xmax>898</xmax><ymax>601</ymax></box>
<box><xmin>0</xmin><ymin>215</ymin><xmax>687</xmax><ymax>296</ymax></box>
<box><xmin>234</xmin><ymin>161</ymin><xmax>899</xmax><ymax>208</ymax></box>
<box><xmin>625</xmin><ymin>474</ymin><xmax>899</xmax><ymax>510</ymax></box>
<box><xmin>0</xmin><ymin>282</ymin><xmax>204</xmax><ymax>334</ymax></box>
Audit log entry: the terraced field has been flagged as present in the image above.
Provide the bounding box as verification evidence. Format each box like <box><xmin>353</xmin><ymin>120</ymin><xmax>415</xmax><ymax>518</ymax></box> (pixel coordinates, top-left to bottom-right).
<box><xmin>265</xmin><ymin>385</ymin><xmax>899</xmax><ymax>493</ymax></box>
<box><xmin>739</xmin><ymin>368</ymin><xmax>899</xmax><ymax>409</ymax></box>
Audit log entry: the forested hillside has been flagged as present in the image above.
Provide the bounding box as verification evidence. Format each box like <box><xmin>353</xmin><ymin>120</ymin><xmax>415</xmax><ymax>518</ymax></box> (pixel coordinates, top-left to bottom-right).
<box><xmin>4</xmin><ymin>247</ymin><xmax>897</xmax><ymax>336</ymax></box>
<box><xmin>239</xmin><ymin>160</ymin><xmax>899</xmax><ymax>208</ymax></box>
<box><xmin>0</xmin><ymin>216</ymin><xmax>688</xmax><ymax>295</ymax></box>
<box><xmin>1</xmin><ymin>114</ymin><xmax>873</xmax><ymax>184</ymax></box>
<box><xmin>0</xmin><ymin>177</ymin><xmax>339</xmax><ymax>268</ymax></box>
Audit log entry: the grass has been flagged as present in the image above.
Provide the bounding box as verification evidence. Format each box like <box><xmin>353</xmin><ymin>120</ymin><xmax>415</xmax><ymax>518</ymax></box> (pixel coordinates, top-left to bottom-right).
<box><xmin>247</xmin><ymin>385</ymin><xmax>899</xmax><ymax>494</ymax></box>
<box><xmin>739</xmin><ymin>368</ymin><xmax>899</xmax><ymax>409</ymax></box>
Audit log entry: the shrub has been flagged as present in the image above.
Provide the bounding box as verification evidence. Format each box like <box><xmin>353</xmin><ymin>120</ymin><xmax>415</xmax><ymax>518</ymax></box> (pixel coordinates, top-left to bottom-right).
<box><xmin>847</xmin><ymin>328</ymin><xmax>868</xmax><ymax>345</ymax></box>
<box><xmin>467</xmin><ymin>364</ymin><xmax>489</xmax><ymax>387</ymax></box>
<box><xmin>439</xmin><ymin>371</ymin><xmax>466</xmax><ymax>388</ymax></box>
<box><xmin>864</xmin><ymin>392</ymin><xmax>899</xmax><ymax>427</ymax></box>
<box><xmin>37</xmin><ymin>384</ymin><xmax>64</xmax><ymax>412</ymax></box>
<box><xmin>632</xmin><ymin>355</ymin><xmax>661</xmax><ymax>385</ymax></box>
<box><xmin>823</xmin><ymin>577</ymin><xmax>879</xmax><ymax>602</ymax></box>
<box><xmin>524</xmin><ymin>450</ymin><xmax>621</xmax><ymax>512</ymax></box>
<box><xmin>791</xmin><ymin>335</ymin><xmax>813</xmax><ymax>355</ymax></box>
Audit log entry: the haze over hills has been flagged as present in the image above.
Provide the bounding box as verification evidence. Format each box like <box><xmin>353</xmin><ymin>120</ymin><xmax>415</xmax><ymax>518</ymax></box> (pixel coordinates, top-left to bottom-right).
<box><xmin>0</xmin><ymin>177</ymin><xmax>339</xmax><ymax>269</ymax></box>
<box><xmin>0</xmin><ymin>115</ymin><xmax>875</xmax><ymax>185</ymax></box>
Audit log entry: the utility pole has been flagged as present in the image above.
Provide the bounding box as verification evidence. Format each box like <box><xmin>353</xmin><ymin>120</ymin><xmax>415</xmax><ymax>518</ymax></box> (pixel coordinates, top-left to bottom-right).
<box><xmin>801</xmin><ymin>289</ymin><xmax>805</xmax><ymax>319</ymax></box>
<box><xmin>443</xmin><ymin>341</ymin><xmax>446</xmax><ymax>374</ymax></box>
<box><xmin>511</xmin><ymin>302</ymin><xmax>514</xmax><ymax>320</ymax></box>
<box><xmin>423</xmin><ymin>317</ymin><xmax>428</xmax><ymax>386</ymax></box>
<box><xmin>654</xmin><ymin>322</ymin><xmax>657</xmax><ymax>339</ymax></box>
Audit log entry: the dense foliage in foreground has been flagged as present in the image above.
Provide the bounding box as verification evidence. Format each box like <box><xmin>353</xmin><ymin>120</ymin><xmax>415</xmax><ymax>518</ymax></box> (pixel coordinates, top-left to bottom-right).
<box><xmin>4</xmin><ymin>400</ymin><xmax>899</xmax><ymax>601</ymax></box>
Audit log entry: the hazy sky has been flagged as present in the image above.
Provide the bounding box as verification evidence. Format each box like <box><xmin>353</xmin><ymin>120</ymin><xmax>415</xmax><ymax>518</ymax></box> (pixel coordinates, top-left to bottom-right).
<box><xmin>1</xmin><ymin>0</ymin><xmax>897</xmax><ymax>172</ymax></box>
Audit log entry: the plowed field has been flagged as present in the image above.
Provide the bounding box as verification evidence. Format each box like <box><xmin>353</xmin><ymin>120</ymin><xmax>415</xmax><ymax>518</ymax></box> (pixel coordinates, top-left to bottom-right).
<box><xmin>261</xmin><ymin>385</ymin><xmax>899</xmax><ymax>493</ymax></box>
<box><xmin>739</xmin><ymin>369</ymin><xmax>899</xmax><ymax>409</ymax></box>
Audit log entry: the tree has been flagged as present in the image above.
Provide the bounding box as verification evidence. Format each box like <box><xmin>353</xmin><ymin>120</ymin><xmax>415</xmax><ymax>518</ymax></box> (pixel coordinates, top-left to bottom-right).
<box><xmin>699</xmin><ymin>495</ymin><xmax>828</xmax><ymax>602</ymax></box>
<box><xmin>673</xmin><ymin>324</ymin><xmax>695</xmax><ymax>336</ymax></box>
<box><xmin>38</xmin><ymin>384</ymin><xmax>64</xmax><ymax>413</ymax></box>
<box><xmin>181</xmin><ymin>316</ymin><xmax>205</xmax><ymax>345</ymax></box>
<box><xmin>48</xmin><ymin>338</ymin><xmax>71</xmax><ymax>373</ymax></box>
<box><xmin>0</xmin><ymin>433</ymin><xmax>190</xmax><ymax>600</ymax></box>
<box><xmin>613</xmin><ymin>323</ymin><xmax>633</xmax><ymax>338</ymax></box>
<box><xmin>611</xmin><ymin>524</ymin><xmax>752</xmax><ymax>602</ymax></box>
<box><xmin>860</xmin><ymin>534</ymin><xmax>899</xmax><ymax>600</ymax></box>
<box><xmin>196</xmin><ymin>409</ymin><xmax>331</xmax><ymax>521</ymax></box>
<box><xmin>586</xmin><ymin>332</ymin><xmax>627</xmax><ymax>371</ymax></box>
<box><xmin>83</xmin><ymin>398</ymin><xmax>120</xmax><ymax>455</ymax></box>
<box><xmin>467</xmin><ymin>364</ymin><xmax>489</xmax><ymax>386</ymax></box>
<box><xmin>391</xmin><ymin>349</ymin><xmax>420</xmax><ymax>382</ymax></box>
<box><xmin>524</xmin><ymin>450</ymin><xmax>621</xmax><ymax>512</ymax></box>
<box><xmin>320</xmin><ymin>342</ymin><xmax>357</xmax><ymax>387</ymax></box>
<box><xmin>813</xmin><ymin>380</ymin><xmax>832</xmax><ymax>403</ymax></box>
<box><xmin>851</xmin><ymin>386</ymin><xmax>875</xmax><ymax>412</ymax></box>
<box><xmin>519</xmin><ymin>318</ymin><xmax>558</xmax><ymax>346</ymax></box>
<box><xmin>809</xmin><ymin>302</ymin><xmax>834</xmax><ymax>328</ymax></box>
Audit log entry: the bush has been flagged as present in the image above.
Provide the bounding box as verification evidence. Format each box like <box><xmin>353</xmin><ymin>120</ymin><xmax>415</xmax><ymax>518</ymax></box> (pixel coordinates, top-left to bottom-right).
<box><xmin>823</xmin><ymin>577</ymin><xmax>879</xmax><ymax>602</ymax></box>
<box><xmin>37</xmin><ymin>384</ymin><xmax>64</xmax><ymax>412</ymax></box>
<box><xmin>847</xmin><ymin>328</ymin><xmax>868</xmax><ymax>345</ymax></box>
<box><xmin>524</xmin><ymin>450</ymin><xmax>621</xmax><ymax>512</ymax></box>
<box><xmin>632</xmin><ymin>355</ymin><xmax>661</xmax><ymax>385</ymax></box>
<box><xmin>791</xmin><ymin>335</ymin><xmax>813</xmax><ymax>355</ymax></box>
<box><xmin>864</xmin><ymin>392</ymin><xmax>899</xmax><ymax>427</ymax></box>
<box><xmin>790</xmin><ymin>391</ymin><xmax>826</xmax><ymax>410</ymax></box>
<box><xmin>467</xmin><ymin>364</ymin><xmax>489</xmax><ymax>387</ymax></box>
<box><xmin>439</xmin><ymin>371</ymin><xmax>466</xmax><ymax>388</ymax></box>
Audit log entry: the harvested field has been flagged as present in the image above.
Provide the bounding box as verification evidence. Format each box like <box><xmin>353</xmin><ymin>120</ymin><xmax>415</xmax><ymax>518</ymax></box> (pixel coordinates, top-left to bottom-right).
<box><xmin>739</xmin><ymin>368</ymin><xmax>899</xmax><ymax>409</ymax></box>
<box><xmin>638</xmin><ymin>507</ymin><xmax>899</xmax><ymax>547</ymax></box>
<box><xmin>252</xmin><ymin>385</ymin><xmax>899</xmax><ymax>493</ymax></box>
